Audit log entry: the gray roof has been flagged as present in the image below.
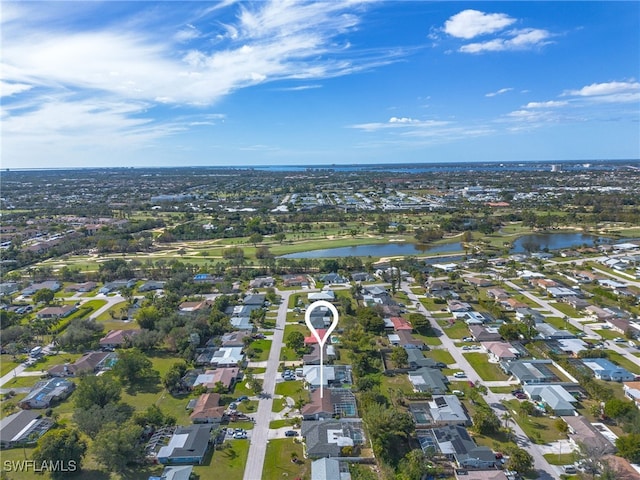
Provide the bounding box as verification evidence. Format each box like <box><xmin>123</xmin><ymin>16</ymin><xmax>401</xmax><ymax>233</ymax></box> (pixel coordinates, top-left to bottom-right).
<box><xmin>427</xmin><ymin>425</ymin><xmax>496</xmax><ymax>465</ymax></box>
<box><xmin>408</xmin><ymin>367</ymin><xmax>448</xmax><ymax>394</ymax></box>
<box><xmin>406</xmin><ymin>349</ymin><xmax>437</xmax><ymax>369</ymax></box>
<box><xmin>157</xmin><ymin>425</ymin><xmax>212</xmax><ymax>462</ymax></box>
<box><xmin>0</xmin><ymin>410</ymin><xmax>52</xmax><ymax>446</ymax></box>
<box><xmin>311</xmin><ymin>458</ymin><xmax>351</xmax><ymax>480</ymax></box>
<box><xmin>160</xmin><ymin>465</ymin><xmax>194</xmax><ymax>480</ymax></box>
<box><xmin>20</xmin><ymin>378</ymin><xmax>75</xmax><ymax>408</ymax></box>
<box><xmin>506</xmin><ymin>360</ymin><xmax>555</xmax><ymax>384</ymax></box>
<box><xmin>301</xmin><ymin>419</ymin><xmax>364</xmax><ymax>458</ymax></box>
<box><xmin>409</xmin><ymin>396</ymin><xmax>470</xmax><ymax>426</ymax></box>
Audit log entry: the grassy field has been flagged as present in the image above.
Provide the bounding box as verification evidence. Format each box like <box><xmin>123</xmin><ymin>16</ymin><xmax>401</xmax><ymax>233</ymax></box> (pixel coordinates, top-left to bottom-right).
<box><xmin>274</xmin><ymin>380</ymin><xmax>305</xmax><ymax>399</ymax></box>
<box><xmin>192</xmin><ymin>439</ymin><xmax>250</xmax><ymax>480</ymax></box>
<box><xmin>247</xmin><ymin>339</ymin><xmax>272</xmax><ymax>362</ymax></box>
<box><xmin>269</xmin><ymin>418</ymin><xmax>298</xmax><ymax>429</ymax></box>
<box><xmin>544</xmin><ymin>453</ymin><xmax>578</xmax><ymax>465</ymax></box>
<box><xmin>426</xmin><ymin>349</ymin><xmax>455</xmax><ymax>366</ymax></box>
<box><xmin>0</xmin><ymin>355</ymin><xmax>21</xmax><ymax>377</ymax></box>
<box><xmin>436</xmin><ymin>319</ymin><xmax>469</xmax><ymax>339</ymax></box>
<box><xmin>503</xmin><ymin>399</ymin><xmax>564</xmax><ymax>444</ymax></box>
<box><xmin>23</xmin><ymin>352</ymin><xmax>83</xmax><ymax>372</ymax></box>
<box><xmin>463</xmin><ymin>353</ymin><xmax>509</xmax><ymax>381</ymax></box>
<box><xmin>262</xmin><ymin>438</ymin><xmax>309</xmax><ymax>480</ymax></box>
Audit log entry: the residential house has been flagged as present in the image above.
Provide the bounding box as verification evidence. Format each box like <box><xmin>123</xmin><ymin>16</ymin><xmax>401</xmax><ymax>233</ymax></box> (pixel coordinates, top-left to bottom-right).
<box><xmin>303</xmin><ymin>344</ymin><xmax>336</xmax><ymax>365</ymax></box>
<box><xmin>486</xmin><ymin>288</ymin><xmax>509</xmax><ymax>300</ymax></box>
<box><xmin>19</xmin><ymin>378</ymin><xmax>75</xmax><ymax>409</ymax></box>
<box><xmin>243</xmin><ymin>294</ymin><xmax>265</xmax><ymax>306</ymax></box>
<box><xmin>561</xmin><ymin>415</ymin><xmax>616</xmax><ymax>455</ymax></box>
<box><xmin>36</xmin><ymin>304</ymin><xmax>77</xmax><ymax>319</ymax></box>
<box><xmin>0</xmin><ymin>282</ymin><xmax>19</xmax><ymax>295</ymax></box>
<box><xmin>208</xmin><ymin>347</ymin><xmax>244</xmax><ymax>367</ymax></box>
<box><xmin>98</xmin><ymin>279</ymin><xmax>136</xmax><ymax>294</ymax></box>
<box><xmin>464</xmin><ymin>277</ymin><xmax>493</xmax><ymax>287</ymax></box>
<box><xmin>409</xmin><ymin>395</ymin><xmax>471</xmax><ymax>428</ymax></box>
<box><xmin>229</xmin><ymin>316</ymin><xmax>253</xmax><ymax>331</ymax></box>
<box><xmin>319</xmin><ymin>273</ymin><xmax>347</xmax><ymax>284</ymax></box>
<box><xmin>138</xmin><ymin>280</ymin><xmax>165</xmax><ymax>292</ymax></box>
<box><xmin>502</xmin><ymin>360</ymin><xmax>556</xmax><ymax>384</ymax></box>
<box><xmin>302</xmin><ymin>365</ymin><xmax>352</xmax><ymax>389</ymax></box>
<box><xmin>282</xmin><ymin>274</ymin><xmax>310</xmax><ymax>288</ymax></box>
<box><xmin>0</xmin><ymin>410</ymin><xmax>53</xmax><ymax>449</ymax></box>
<box><xmin>21</xmin><ymin>281</ymin><xmax>61</xmax><ymax>296</ymax></box>
<box><xmin>156</xmin><ymin>425</ymin><xmax>212</xmax><ymax>465</ymax></box>
<box><xmin>65</xmin><ymin>281</ymin><xmax>97</xmax><ymax>293</ymax></box>
<box><xmin>249</xmin><ymin>276</ymin><xmax>275</xmax><ymax>289</ymax></box>
<box><xmin>419</xmin><ymin>425</ymin><xmax>496</xmax><ymax>469</ymax></box>
<box><xmin>301</xmin><ymin>418</ymin><xmax>365</xmax><ymax>458</ymax></box>
<box><xmin>408</xmin><ymin>367</ymin><xmax>448</xmax><ymax>394</ymax></box>
<box><xmin>193</xmin><ymin>274</ymin><xmax>222</xmax><ymax>284</ymax></box>
<box><xmin>178</xmin><ymin>300</ymin><xmax>212</xmax><ymax>313</ymax></box>
<box><xmin>189</xmin><ymin>393</ymin><xmax>226</xmax><ymax>424</ymax></box>
<box><xmin>585</xmin><ymin>305</ymin><xmax>614</xmax><ymax>322</ymax></box>
<box><xmin>623</xmin><ymin>381</ymin><xmax>640</xmax><ymax>408</ymax></box>
<box><xmin>309</xmin><ymin>290</ymin><xmax>336</xmax><ymax>302</ymax></box>
<box><xmin>606</xmin><ymin>317</ymin><xmax>631</xmax><ymax>335</ymax></box>
<box><xmin>535</xmin><ymin>322</ymin><xmax>575</xmax><ymax>340</ymax></box>
<box><xmin>99</xmin><ymin>329</ymin><xmax>143</xmax><ymax>349</ymax></box>
<box><xmin>301</xmin><ymin>388</ymin><xmax>358</xmax><ymax>420</ymax></box>
<box><xmin>468</xmin><ymin>325</ymin><xmax>501</xmax><ymax>342</ymax></box>
<box><xmin>190</xmin><ymin>367</ymin><xmax>241</xmax><ymax>391</ymax></box>
<box><xmin>547</xmin><ymin>287</ymin><xmax>580</xmax><ymax>298</ymax></box>
<box><xmin>351</xmin><ymin>272</ymin><xmax>375</xmax><ymax>282</ymax></box>
<box><xmin>219</xmin><ymin>331</ymin><xmax>250</xmax><ymax>348</ymax></box>
<box><xmin>561</xmin><ymin>296</ymin><xmax>590</xmax><ymax>310</ymax></box>
<box><xmin>447</xmin><ymin>301</ymin><xmax>471</xmax><ymax>313</ymax></box>
<box><xmin>582</xmin><ymin>358</ymin><xmax>635</xmax><ymax>382</ymax></box>
<box><xmin>500</xmin><ymin>298</ymin><xmax>528</xmax><ymax>310</ymax></box>
<box><xmin>311</xmin><ymin>458</ymin><xmax>351</xmax><ymax>480</ymax></box>
<box><xmin>406</xmin><ymin>349</ymin><xmax>439</xmax><ymax>370</ymax></box>
<box><xmin>483</xmin><ymin>342</ymin><xmax>519</xmax><ymax>362</ymax></box>
<box><xmin>523</xmin><ymin>385</ymin><xmax>578</xmax><ymax>416</ymax></box>
<box><xmin>48</xmin><ymin>351</ymin><xmax>117</xmax><ymax>377</ymax></box>
<box><xmin>151</xmin><ymin>465</ymin><xmax>194</xmax><ymax>480</ymax></box>
<box><xmin>515</xmin><ymin>308</ymin><xmax>545</xmax><ymax>324</ymax></box>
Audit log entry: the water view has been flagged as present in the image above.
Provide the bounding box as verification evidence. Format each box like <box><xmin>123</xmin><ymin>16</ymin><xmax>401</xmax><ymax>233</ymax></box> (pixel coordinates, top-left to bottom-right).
<box><xmin>280</xmin><ymin>233</ymin><xmax>615</xmax><ymax>259</ymax></box>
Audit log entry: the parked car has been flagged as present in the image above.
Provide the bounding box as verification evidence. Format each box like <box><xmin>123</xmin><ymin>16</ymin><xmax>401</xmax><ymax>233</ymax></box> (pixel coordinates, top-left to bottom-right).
<box><xmin>462</xmin><ymin>337</ymin><xmax>474</xmax><ymax>342</ymax></box>
<box><xmin>452</xmin><ymin>390</ymin><xmax>464</xmax><ymax>397</ymax></box>
<box><xmin>453</xmin><ymin>372</ymin><xmax>466</xmax><ymax>378</ymax></box>
<box><xmin>236</xmin><ymin>396</ymin><xmax>249</xmax><ymax>402</ymax></box>
<box><xmin>233</xmin><ymin>432</ymin><xmax>247</xmax><ymax>439</ymax></box>
<box><xmin>284</xmin><ymin>430</ymin><xmax>298</xmax><ymax>437</ymax></box>
<box><xmin>515</xmin><ymin>393</ymin><xmax>527</xmax><ymax>399</ymax></box>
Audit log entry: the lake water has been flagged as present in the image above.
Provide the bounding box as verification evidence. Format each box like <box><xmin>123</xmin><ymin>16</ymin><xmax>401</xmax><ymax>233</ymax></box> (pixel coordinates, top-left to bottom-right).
<box><xmin>279</xmin><ymin>232</ymin><xmax>617</xmax><ymax>259</ymax></box>
<box><xmin>510</xmin><ymin>233</ymin><xmax>611</xmax><ymax>253</ymax></box>
<box><xmin>280</xmin><ymin>242</ymin><xmax>463</xmax><ymax>259</ymax></box>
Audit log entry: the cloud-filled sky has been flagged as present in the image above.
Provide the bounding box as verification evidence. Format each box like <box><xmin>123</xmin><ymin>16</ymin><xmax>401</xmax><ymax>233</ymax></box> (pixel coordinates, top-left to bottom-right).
<box><xmin>1</xmin><ymin>1</ymin><xmax>639</xmax><ymax>168</ymax></box>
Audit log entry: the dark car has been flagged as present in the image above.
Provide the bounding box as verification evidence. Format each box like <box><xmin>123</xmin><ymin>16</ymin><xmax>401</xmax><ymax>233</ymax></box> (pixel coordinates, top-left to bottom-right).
<box><xmin>284</xmin><ymin>430</ymin><xmax>298</xmax><ymax>437</ymax></box>
<box><xmin>236</xmin><ymin>396</ymin><xmax>249</xmax><ymax>402</ymax></box>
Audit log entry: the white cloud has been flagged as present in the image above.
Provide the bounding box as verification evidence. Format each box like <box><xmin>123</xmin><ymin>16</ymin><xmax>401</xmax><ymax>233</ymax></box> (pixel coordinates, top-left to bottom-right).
<box><xmin>485</xmin><ymin>87</ymin><xmax>513</xmax><ymax>97</ymax></box>
<box><xmin>0</xmin><ymin>81</ymin><xmax>32</xmax><ymax>97</ymax></box>
<box><xmin>524</xmin><ymin>101</ymin><xmax>567</xmax><ymax>108</ymax></box>
<box><xmin>564</xmin><ymin>81</ymin><xmax>640</xmax><ymax>100</ymax></box>
<box><xmin>460</xmin><ymin>28</ymin><xmax>552</xmax><ymax>53</ymax></box>
<box><xmin>444</xmin><ymin>10</ymin><xmax>515</xmax><ymax>39</ymax></box>
<box><xmin>389</xmin><ymin>116</ymin><xmax>418</xmax><ymax>124</ymax></box>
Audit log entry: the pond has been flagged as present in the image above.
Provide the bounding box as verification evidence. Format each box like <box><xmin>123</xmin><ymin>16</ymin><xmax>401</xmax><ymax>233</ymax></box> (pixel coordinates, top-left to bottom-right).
<box><xmin>279</xmin><ymin>242</ymin><xmax>463</xmax><ymax>259</ymax></box>
<box><xmin>510</xmin><ymin>233</ymin><xmax>612</xmax><ymax>253</ymax></box>
<box><xmin>279</xmin><ymin>232</ymin><xmax>618</xmax><ymax>259</ymax></box>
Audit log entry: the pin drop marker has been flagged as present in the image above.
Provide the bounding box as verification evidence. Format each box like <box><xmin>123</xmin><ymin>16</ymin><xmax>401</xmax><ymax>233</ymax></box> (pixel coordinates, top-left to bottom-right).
<box><xmin>304</xmin><ymin>300</ymin><xmax>339</xmax><ymax>398</ymax></box>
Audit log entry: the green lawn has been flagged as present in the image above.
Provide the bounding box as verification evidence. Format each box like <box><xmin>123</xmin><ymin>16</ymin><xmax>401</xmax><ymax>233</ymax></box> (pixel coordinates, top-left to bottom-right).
<box><xmin>262</xmin><ymin>438</ymin><xmax>309</xmax><ymax>480</ymax></box>
<box><xmin>593</xmin><ymin>329</ymin><xmax>620</xmax><ymax>340</ymax></box>
<box><xmin>274</xmin><ymin>380</ymin><xmax>305</xmax><ymax>398</ymax></box>
<box><xmin>413</xmin><ymin>329</ymin><xmax>443</xmax><ymax>347</ymax></box>
<box><xmin>193</xmin><ymin>439</ymin><xmax>250</xmax><ymax>480</ymax></box>
<box><xmin>2</xmin><ymin>375</ymin><xmax>44</xmax><ymax>389</ymax></box>
<box><xmin>544</xmin><ymin>453</ymin><xmax>578</xmax><ymax>465</ymax></box>
<box><xmin>247</xmin><ymin>339</ymin><xmax>272</xmax><ymax>362</ymax></box>
<box><xmin>437</xmin><ymin>319</ymin><xmax>469</xmax><ymax>339</ymax></box>
<box><xmin>548</xmin><ymin>302</ymin><xmax>581</xmax><ymax>318</ymax></box>
<box><xmin>23</xmin><ymin>352</ymin><xmax>83</xmax><ymax>372</ymax></box>
<box><xmin>380</xmin><ymin>373</ymin><xmax>415</xmax><ymax>396</ymax></box>
<box><xmin>425</xmin><ymin>349</ymin><xmax>455</xmax><ymax>366</ymax></box>
<box><xmin>269</xmin><ymin>418</ymin><xmax>299</xmax><ymax>429</ymax></box>
<box><xmin>0</xmin><ymin>355</ymin><xmax>21</xmax><ymax>377</ymax></box>
<box><xmin>155</xmin><ymin>391</ymin><xmax>194</xmax><ymax>425</ymax></box>
<box><xmin>463</xmin><ymin>353</ymin><xmax>509</xmax><ymax>381</ymax></box>
<box><xmin>272</xmin><ymin>397</ymin><xmax>288</xmax><ymax>413</ymax></box>
<box><xmin>503</xmin><ymin>400</ymin><xmax>564</xmax><ymax>444</ymax></box>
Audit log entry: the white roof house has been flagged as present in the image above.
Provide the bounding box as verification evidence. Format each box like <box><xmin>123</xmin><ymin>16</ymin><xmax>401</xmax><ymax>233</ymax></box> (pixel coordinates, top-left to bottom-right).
<box><xmin>209</xmin><ymin>347</ymin><xmax>244</xmax><ymax>367</ymax></box>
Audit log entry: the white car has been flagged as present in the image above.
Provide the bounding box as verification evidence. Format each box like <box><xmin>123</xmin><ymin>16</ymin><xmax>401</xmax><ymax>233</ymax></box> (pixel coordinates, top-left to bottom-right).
<box><xmin>453</xmin><ymin>372</ymin><xmax>467</xmax><ymax>378</ymax></box>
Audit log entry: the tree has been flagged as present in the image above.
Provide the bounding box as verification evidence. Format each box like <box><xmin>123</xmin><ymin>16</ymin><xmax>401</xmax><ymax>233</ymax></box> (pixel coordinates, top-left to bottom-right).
<box><xmin>554</xmin><ymin>417</ymin><xmax>569</xmax><ymax>436</ymax></box>
<box><xmin>73</xmin><ymin>402</ymin><xmax>134</xmax><ymax>436</ymax></box>
<box><xmin>407</xmin><ymin>313</ymin><xmax>430</xmax><ymax>332</ymax></box>
<box><xmin>111</xmin><ymin>348</ymin><xmax>155</xmax><ymax>385</ymax></box>
<box><xmin>286</xmin><ymin>331</ymin><xmax>305</xmax><ymax>353</ymax></box>
<box><xmin>249</xmin><ymin>232</ymin><xmax>263</xmax><ymax>246</ymax></box>
<box><xmin>390</xmin><ymin>347</ymin><xmax>408</xmax><ymax>368</ymax></box>
<box><xmin>162</xmin><ymin>361</ymin><xmax>187</xmax><ymax>393</ymax></box>
<box><xmin>518</xmin><ymin>400</ymin><xmax>536</xmax><ymax>418</ymax></box>
<box><xmin>93</xmin><ymin>421</ymin><xmax>145</xmax><ymax>472</ymax></box>
<box><xmin>604</xmin><ymin>398</ymin><xmax>635</xmax><ymax>421</ymax></box>
<box><xmin>74</xmin><ymin>375</ymin><xmax>122</xmax><ymax>410</ymax></box>
<box><xmin>32</xmin><ymin>428</ymin><xmax>87</xmax><ymax>479</ymax></box>
<box><xmin>33</xmin><ymin>288</ymin><xmax>55</xmax><ymax>305</ymax></box>
<box><xmin>506</xmin><ymin>446</ymin><xmax>534</xmax><ymax>474</ymax></box>
<box><xmin>616</xmin><ymin>433</ymin><xmax>640</xmax><ymax>463</ymax></box>
<box><xmin>135</xmin><ymin>305</ymin><xmax>161</xmax><ymax>330</ymax></box>
<box><xmin>397</xmin><ymin>449</ymin><xmax>439</xmax><ymax>480</ymax></box>
<box><xmin>472</xmin><ymin>408</ymin><xmax>501</xmax><ymax>435</ymax></box>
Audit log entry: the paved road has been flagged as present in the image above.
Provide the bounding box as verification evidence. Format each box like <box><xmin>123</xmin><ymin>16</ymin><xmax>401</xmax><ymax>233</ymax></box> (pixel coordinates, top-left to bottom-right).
<box><xmin>242</xmin><ymin>289</ymin><xmax>295</xmax><ymax>480</ymax></box>
<box><xmin>403</xmin><ymin>283</ymin><xmax>559</xmax><ymax>480</ymax></box>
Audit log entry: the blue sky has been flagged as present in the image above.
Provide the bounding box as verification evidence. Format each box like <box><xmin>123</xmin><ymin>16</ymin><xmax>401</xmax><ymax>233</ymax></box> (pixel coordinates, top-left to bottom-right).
<box><xmin>2</xmin><ymin>1</ymin><xmax>639</xmax><ymax>169</ymax></box>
